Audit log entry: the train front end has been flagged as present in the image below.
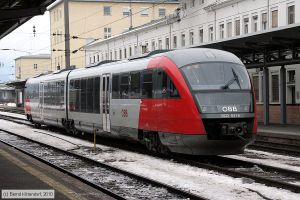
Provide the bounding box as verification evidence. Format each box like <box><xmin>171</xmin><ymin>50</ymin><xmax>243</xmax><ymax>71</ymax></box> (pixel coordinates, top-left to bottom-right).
<box><xmin>162</xmin><ymin>49</ymin><xmax>257</xmax><ymax>155</ymax></box>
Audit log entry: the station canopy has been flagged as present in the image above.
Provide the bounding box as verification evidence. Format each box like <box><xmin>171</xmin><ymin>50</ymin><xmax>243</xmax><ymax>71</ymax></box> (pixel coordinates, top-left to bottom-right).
<box><xmin>0</xmin><ymin>0</ymin><xmax>55</xmax><ymax>39</ymax></box>
<box><xmin>198</xmin><ymin>23</ymin><xmax>300</xmax><ymax>69</ymax></box>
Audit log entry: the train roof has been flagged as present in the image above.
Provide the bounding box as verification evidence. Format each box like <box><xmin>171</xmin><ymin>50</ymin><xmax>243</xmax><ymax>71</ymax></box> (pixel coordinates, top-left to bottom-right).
<box><xmin>161</xmin><ymin>48</ymin><xmax>243</xmax><ymax>68</ymax></box>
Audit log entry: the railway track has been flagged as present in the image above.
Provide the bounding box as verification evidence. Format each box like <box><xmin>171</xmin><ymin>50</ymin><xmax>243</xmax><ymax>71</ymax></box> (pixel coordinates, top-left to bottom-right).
<box><xmin>0</xmin><ymin>129</ymin><xmax>206</xmax><ymax>200</ymax></box>
<box><xmin>0</xmin><ymin>106</ymin><xmax>25</xmax><ymax>114</ymax></box>
<box><xmin>176</xmin><ymin>155</ymin><xmax>300</xmax><ymax>193</ymax></box>
<box><xmin>1</xmin><ymin>112</ymin><xmax>300</xmax><ymax>194</ymax></box>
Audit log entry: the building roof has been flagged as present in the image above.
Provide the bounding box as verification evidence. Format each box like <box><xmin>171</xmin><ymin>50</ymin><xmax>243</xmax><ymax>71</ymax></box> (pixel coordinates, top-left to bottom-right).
<box><xmin>0</xmin><ymin>0</ymin><xmax>56</xmax><ymax>39</ymax></box>
<box><xmin>48</xmin><ymin>0</ymin><xmax>179</xmax><ymax>10</ymax></box>
<box><xmin>15</xmin><ymin>54</ymin><xmax>51</xmax><ymax>60</ymax></box>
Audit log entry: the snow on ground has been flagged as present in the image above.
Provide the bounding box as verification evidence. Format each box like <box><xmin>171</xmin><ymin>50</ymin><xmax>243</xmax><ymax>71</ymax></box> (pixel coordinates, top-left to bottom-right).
<box><xmin>0</xmin><ymin>120</ymin><xmax>299</xmax><ymax>200</ymax></box>
<box><xmin>225</xmin><ymin>149</ymin><xmax>300</xmax><ymax>172</ymax></box>
<box><xmin>0</xmin><ymin>111</ymin><xmax>27</xmax><ymax>120</ymax></box>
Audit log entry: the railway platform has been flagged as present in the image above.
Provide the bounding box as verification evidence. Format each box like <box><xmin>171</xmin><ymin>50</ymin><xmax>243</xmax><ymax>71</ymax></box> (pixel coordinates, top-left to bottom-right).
<box><xmin>0</xmin><ymin>142</ymin><xmax>115</xmax><ymax>200</ymax></box>
<box><xmin>258</xmin><ymin>124</ymin><xmax>300</xmax><ymax>138</ymax></box>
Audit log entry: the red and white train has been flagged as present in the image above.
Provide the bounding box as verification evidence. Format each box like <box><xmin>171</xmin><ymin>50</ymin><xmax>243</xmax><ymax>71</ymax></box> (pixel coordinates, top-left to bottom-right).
<box><xmin>25</xmin><ymin>48</ymin><xmax>257</xmax><ymax>155</ymax></box>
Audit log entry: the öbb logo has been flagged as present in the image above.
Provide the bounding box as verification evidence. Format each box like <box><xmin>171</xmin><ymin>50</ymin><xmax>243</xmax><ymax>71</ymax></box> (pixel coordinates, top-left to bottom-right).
<box><xmin>221</xmin><ymin>106</ymin><xmax>238</xmax><ymax>112</ymax></box>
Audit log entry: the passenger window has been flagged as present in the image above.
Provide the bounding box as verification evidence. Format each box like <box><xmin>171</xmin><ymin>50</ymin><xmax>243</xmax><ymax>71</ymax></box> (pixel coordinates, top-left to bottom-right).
<box><xmin>130</xmin><ymin>71</ymin><xmax>141</xmax><ymax>99</ymax></box>
<box><xmin>94</xmin><ymin>77</ymin><xmax>100</xmax><ymax>113</ymax></box>
<box><xmin>142</xmin><ymin>70</ymin><xmax>153</xmax><ymax>98</ymax></box>
<box><xmin>120</xmin><ymin>74</ymin><xmax>129</xmax><ymax>99</ymax></box>
<box><xmin>81</xmin><ymin>79</ymin><xmax>87</xmax><ymax>112</ymax></box>
<box><xmin>75</xmin><ymin>79</ymin><xmax>80</xmax><ymax>111</ymax></box>
<box><xmin>69</xmin><ymin>80</ymin><xmax>75</xmax><ymax>111</ymax></box>
<box><xmin>112</xmin><ymin>74</ymin><xmax>120</xmax><ymax>99</ymax></box>
<box><xmin>87</xmin><ymin>78</ymin><xmax>94</xmax><ymax>113</ymax></box>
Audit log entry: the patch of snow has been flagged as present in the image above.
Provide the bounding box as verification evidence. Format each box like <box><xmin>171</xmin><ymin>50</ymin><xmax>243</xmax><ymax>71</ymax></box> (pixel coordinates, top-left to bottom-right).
<box><xmin>0</xmin><ymin>111</ymin><xmax>26</xmax><ymax>120</ymax></box>
<box><xmin>0</xmin><ymin>120</ymin><xmax>299</xmax><ymax>200</ymax></box>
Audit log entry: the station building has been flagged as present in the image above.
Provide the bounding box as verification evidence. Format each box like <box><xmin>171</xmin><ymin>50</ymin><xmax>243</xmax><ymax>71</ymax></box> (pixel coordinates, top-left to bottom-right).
<box><xmin>85</xmin><ymin>0</ymin><xmax>300</xmax><ymax>125</ymax></box>
<box><xmin>15</xmin><ymin>54</ymin><xmax>51</xmax><ymax>80</ymax></box>
<box><xmin>47</xmin><ymin>0</ymin><xmax>179</xmax><ymax>71</ymax></box>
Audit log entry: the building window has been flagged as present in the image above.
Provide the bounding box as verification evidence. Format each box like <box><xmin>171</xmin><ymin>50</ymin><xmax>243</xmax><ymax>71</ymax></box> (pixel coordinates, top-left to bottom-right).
<box><xmin>181</xmin><ymin>33</ymin><xmax>185</xmax><ymax>47</ymax></box>
<box><xmin>271</xmin><ymin>9</ymin><xmax>278</xmax><ymax>28</ymax></box>
<box><xmin>219</xmin><ymin>24</ymin><xmax>224</xmax><ymax>39</ymax></box>
<box><xmin>33</xmin><ymin>64</ymin><xmax>37</xmax><ymax>70</ymax></box>
<box><xmin>151</xmin><ymin>40</ymin><xmax>155</xmax><ymax>51</ymax></box>
<box><xmin>209</xmin><ymin>26</ymin><xmax>214</xmax><ymax>41</ymax></box>
<box><xmin>173</xmin><ymin>35</ymin><xmax>177</xmax><ymax>48</ymax></box>
<box><xmin>158</xmin><ymin>39</ymin><xmax>162</xmax><ymax>50</ymax></box>
<box><xmin>235</xmin><ymin>19</ymin><xmax>240</xmax><ymax>36</ymax></box>
<box><xmin>129</xmin><ymin>46</ymin><xmax>132</xmax><ymax>57</ymax></box>
<box><xmin>114</xmin><ymin>50</ymin><xmax>117</xmax><ymax>60</ymax></box>
<box><xmin>199</xmin><ymin>28</ymin><xmax>203</xmax><ymax>43</ymax></box>
<box><xmin>189</xmin><ymin>31</ymin><xmax>194</xmax><ymax>45</ymax></box>
<box><xmin>159</xmin><ymin>8</ymin><xmax>166</xmax><ymax>17</ymax></box>
<box><xmin>104</xmin><ymin>27</ymin><xmax>111</xmax><ymax>39</ymax></box>
<box><xmin>123</xmin><ymin>7</ymin><xmax>130</xmax><ymax>16</ymax></box>
<box><xmin>191</xmin><ymin>0</ymin><xmax>195</xmax><ymax>7</ymax></box>
<box><xmin>261</xmin><ymin>12</ymin><xmax>267</xmax><ymax>30</ymax></box>
<box><xmin>243</xmin><ymin>17</ymin><xmax>249</xmax><ymax>34</ymax></box>
<box><xmin>165</xmin><ymin>37</ymin><xmax>170</xmax><ymax>49</ymax></box>
<box><xmin>271</xmin><ymin>73</ymin><xmax>279</xmax><ymax>102</ymax></box>
<box><xmin>104</xmin><ymin>6</ymin><xmax>111</xmax><ymax>16</ymax></box>
<box><xmin>97</xmin><ymin>54</ymin><xmax>100</xmax><ymax>62</ymax></box>
<box><xmin>119</xmin><ymin>49</ymin><xmax>122</xmax><ymax>59</ymax></box>
<box><xmin>141</xmin><ymin>7</ymin><xmax>149</xmax><ymax>16</ymax></box>
<box><xmin>110</xmin><ymin>51</ymin><xmax>113</xmax><ymax>60</ymax></box>
<box><xmin>287</xmin><ymin>5</ymin><xmax>295</xmax><ymax>25</ymax></box>
<box><xmin>227</xmin><ymin>22</ymin><xmax>232</xmax><ymax>38</ymax></box>
<box><xmin>252</xmin><ymin>15</ymin><xmax>258</xmax><ymax>32</ymax></box>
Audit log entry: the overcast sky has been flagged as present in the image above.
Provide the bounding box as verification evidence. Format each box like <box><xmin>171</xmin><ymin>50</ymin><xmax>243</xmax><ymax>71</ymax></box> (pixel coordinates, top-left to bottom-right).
<box><xmin>0</xmin><ymin>12</ymin><xmax>50</xmax><ymax>83</ymax></box>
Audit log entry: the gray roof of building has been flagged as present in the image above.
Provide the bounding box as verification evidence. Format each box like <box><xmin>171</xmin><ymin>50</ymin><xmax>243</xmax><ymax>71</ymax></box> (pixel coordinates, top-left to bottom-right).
<box><xmin>15</xmin><ymin>54</ymin><xmax>51</xmax><ymax>60</ymax></box>
<box><xmin>48</xmin><ymin>0</ymin><xmax>178</xmax><ymax>10</ymax></box>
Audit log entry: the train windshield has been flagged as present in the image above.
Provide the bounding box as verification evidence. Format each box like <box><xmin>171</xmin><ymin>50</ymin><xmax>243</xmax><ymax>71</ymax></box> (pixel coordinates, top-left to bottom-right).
<box><xmin>181</xmin><ymin>62</ymin><xmax>251</xmax><ymax>90</ymax></box>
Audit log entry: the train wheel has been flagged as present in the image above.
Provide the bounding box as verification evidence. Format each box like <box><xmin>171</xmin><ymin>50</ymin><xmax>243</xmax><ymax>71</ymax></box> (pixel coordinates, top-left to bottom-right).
<box><xmin>143</xmin><ymin>131</ymin><xmax>170</xmax><ymax>155</ymax></box>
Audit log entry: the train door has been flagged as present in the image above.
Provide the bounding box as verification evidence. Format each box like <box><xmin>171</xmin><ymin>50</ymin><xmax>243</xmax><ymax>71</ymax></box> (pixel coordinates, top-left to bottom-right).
<box><xmin>102</xmin><ymin>74</ymin><xmax>111</xmax><ymax>132</ymax></box>
<box><xmin>39</xmin><ymin>82</ymin><xmax>44</xmax><ymax>121</ymax></box>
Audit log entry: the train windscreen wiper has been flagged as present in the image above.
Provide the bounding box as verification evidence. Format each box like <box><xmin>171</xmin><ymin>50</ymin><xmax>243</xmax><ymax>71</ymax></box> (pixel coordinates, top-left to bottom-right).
<box><xmin>221</xmin><ymin>68</ymin><xmax>241</xmax><ymax>89</ymax></box>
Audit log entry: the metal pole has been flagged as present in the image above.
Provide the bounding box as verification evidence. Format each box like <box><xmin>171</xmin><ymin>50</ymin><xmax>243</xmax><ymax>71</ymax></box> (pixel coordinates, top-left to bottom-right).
<box><xmin>263</xmin><ymin>67</ymin><xmax>269</xmax><ymax>125</ymax></box>
<box><xmin>64</xmin><ymin>0</ymin><xmax>70</xmax><ymax>69</ymax></box>
<box><xmin>280</xmin><ymin>66</ymin><xmax>287</xmax><ymax>124</ymax></box>
<box><xmin>129</xmin><ymin>0</ymin><xmax>133</xmax><ymax>30</ymax></box>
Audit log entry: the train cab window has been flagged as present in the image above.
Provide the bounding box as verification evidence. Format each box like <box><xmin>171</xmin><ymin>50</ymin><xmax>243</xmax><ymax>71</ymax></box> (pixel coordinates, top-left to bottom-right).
<box><xmin>81</xmin><ymin>79</ymin><xmax>87</xmax><ymax>112</ymax></box>
<box><xmin>94</xmin><ymin>77</ymin><xmax>100</xmax><ymax>113</ymax></box>
<box><xmin>155</xmin><ymin>69</ymin><xmax>180</xmax><ymax>98</ymax></box>
<box><xmin>142</xmin><ymin>69</ymin><xmax>153</xmax><ymax>98</ymax></box>
<box><xmin>112</xmin><ymin>74</ymin><xmax>120</xmax><ymax>99</ymax></box>
<box><xmin>120</xmin><ymin>74</ymin><xmax>129</xmax><ymax>99</ymax></box>
<box><xmin>87</xmin><ymin>78</ymin><xmax>94</xmax><ymax>113</ymax></box>
<box><xmin>130</xmin><ymin>71</ymin><xmax>141</xmax><ymax>99</ymax></box>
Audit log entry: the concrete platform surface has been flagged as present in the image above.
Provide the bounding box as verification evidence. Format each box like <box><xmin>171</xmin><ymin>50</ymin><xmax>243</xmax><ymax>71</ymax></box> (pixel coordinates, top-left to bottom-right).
<box><xmin>258</xmin><ymin>123</ymin><xmax>300</xmax><ymax>139</ymax></box>
<box><xmin>0</xmin><ymin>142</ymin><xmax>115</xmax><ymax>200</ymax></box>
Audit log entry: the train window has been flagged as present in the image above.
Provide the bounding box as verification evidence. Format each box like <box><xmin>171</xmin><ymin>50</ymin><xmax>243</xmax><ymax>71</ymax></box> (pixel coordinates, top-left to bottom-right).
<box><xmin>75</xmin><ymin>79</ymin><xmax>80</xmax><ymax>111</ymax></box>
<box><xmin>120</xmin><ymin>74</ymin><xmax>129</xmax><ymax>99</ymax></box>
<box><xmin>154</xmin><ymin>69</ymin><xmax>180</xmax><ymax>99</ymax></box>
<box><xmin>69</xmin><ymin>80</ymin><xmax>75</xmax><ymax>111</ymax></box>
<box><xmin>142</xmin><ymin>69</ymin><xmax>153</xmax><ymax>98</ymax></box>
<box><xmin>87</xmin><ymin>78</ymin><xmax>94</xmax><ymax>113</ymax></box>
<box><xmin>112</xmin><ymin>74</ymin><xmax>120</xmax><ymax>99</ymax></box>
<box><xmin>60</xmin><ymin>81</ymin><xmax>64</xmax><ymax>109</ymax></box>
<box><xmin>130</xmin><ymin>71</ymin><xmax>141</xmax><ymax>99</ymax></box>
<box><xmin>94</xmin><ymin>77</ymin><xmax>100</xmax><ymax>113</ymax></box>
<box><xmin>80</xmin><ymin>79</ymin><xmax>87</xmax><ymax>112</ymax></box>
